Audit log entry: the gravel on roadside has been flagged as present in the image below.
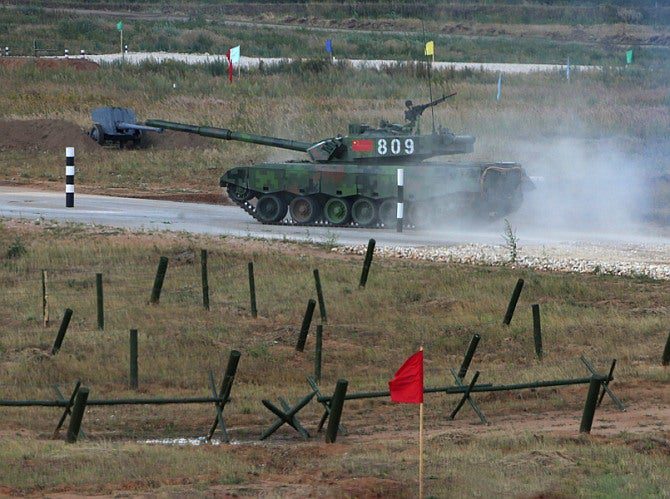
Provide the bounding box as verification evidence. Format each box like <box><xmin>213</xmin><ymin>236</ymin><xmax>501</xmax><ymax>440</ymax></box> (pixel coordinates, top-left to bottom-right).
<box><xmin>334</xmin><ymin>242</ymin><xmax>670</xmax><ymax>280</ymax></box>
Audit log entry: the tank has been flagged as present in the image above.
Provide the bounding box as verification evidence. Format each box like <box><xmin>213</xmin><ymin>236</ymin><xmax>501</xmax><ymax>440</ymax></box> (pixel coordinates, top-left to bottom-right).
<box><xmin>146</xmin><ymin>95</ymin><xmax>532</xmax><ymax>228</ymax></box>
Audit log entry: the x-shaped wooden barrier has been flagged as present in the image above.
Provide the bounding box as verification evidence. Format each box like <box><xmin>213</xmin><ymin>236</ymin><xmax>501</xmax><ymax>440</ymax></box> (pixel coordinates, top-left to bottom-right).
<box><xmin>206</xmin><ymin>371</ymin><xmax>235</xmax><ymax>442</ymax></box>
<box><xmin>449</xmin><ymin>369</ymin><xmax>489</xmax><ymax>424</ymax></box>
<box><xmin>260</xmin><ymin>390</ymin><xmax>316</xmax><ymax>440</ymax></box>
<box><xmin>580</xmin><ymin>356</ymin><xmax>625</xmax><ymax>411</ymax></box>
<box><xmin>53</xmin><ymin>380</ymin><xmax>87</xmax><ymax>438</ymax></box>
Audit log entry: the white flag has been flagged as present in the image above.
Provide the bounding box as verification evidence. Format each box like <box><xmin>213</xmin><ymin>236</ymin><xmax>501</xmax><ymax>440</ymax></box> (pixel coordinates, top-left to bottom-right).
<box><xmin>230</xmin><ymin>45</ymin><xmax>240</xmax><ymax>64</ymax></box>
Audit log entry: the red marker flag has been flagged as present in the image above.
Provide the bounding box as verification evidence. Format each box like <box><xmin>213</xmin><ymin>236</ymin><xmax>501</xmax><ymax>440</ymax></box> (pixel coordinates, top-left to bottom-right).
<box><xmin>388</xmin><ymin>350</ymin><xmax>423</xmax><ymax>404</ymax></box>
<box><xmin>226</xmin><ymin>49</ymin><xmax>233</xmax><ymax>83</ymax></box>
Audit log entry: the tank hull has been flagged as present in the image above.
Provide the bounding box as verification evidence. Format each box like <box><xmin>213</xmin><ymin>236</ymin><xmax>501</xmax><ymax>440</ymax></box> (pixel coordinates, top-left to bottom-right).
<box><xmin>220</xmin><ymin>161</ymin><xmax>531</xmax><ymax>227</ymax></box>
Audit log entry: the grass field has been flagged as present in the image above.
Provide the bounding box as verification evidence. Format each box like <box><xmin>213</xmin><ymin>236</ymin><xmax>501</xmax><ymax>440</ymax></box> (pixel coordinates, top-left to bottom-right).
<box><xmin>3</xmin><ymin>2</ymin><xmax>670</xmax><ymax>63</ymax></box>
<box><xmin>0</xmin><ymin>219</ymin><xmax>668</xmax><ymax>495</ymax></box>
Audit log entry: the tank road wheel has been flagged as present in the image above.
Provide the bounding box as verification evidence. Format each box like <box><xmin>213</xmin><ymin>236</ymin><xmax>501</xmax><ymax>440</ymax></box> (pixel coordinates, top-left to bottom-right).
<box><xmin>256</xmin><ymin>194</ymin><xmax>287</xmax><ymax>223</ymax></box>
<box><xmin>323</xmin><ymin>197</ymin><xmax>351</xmax><ymax>225</ymax></box>
<box><xmin>351</xmin><ymin>197</ymin><xmax>377</xmax><ymax>227</ymax></box>
<box><xmin>289</xmin><ymin>196</ymin><xmax>320</xmax><ymax>224</ymax></box>
<box><xmin>378</xmin><ymin>199</ymin><xmax>397</xmax><ymax>228</ymax></box>
<box><xmin>226</xmin><ymin>184</ymin><xmax>254</xmax><ymax>203</ymax></box>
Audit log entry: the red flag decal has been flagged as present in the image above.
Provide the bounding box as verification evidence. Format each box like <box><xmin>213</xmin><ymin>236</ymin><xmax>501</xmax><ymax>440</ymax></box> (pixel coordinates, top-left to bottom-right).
<box><xmin>388</xmin><ymin>350</ymin><xmax>423</xmax><ymax>404</ymax></box>
<box><xmin>352</xmin><ymin>139</ymin><xmax>374</xmax><ymax>152</ymax></box>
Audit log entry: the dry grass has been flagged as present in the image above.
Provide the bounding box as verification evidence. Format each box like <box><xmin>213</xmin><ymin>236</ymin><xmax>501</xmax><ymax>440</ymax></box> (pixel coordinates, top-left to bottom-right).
<box><xmin>0</xmin><ymin>61</ymin><xmax>667</xmax><ymax>199</ymax></box>
<box><xmin>0</xmin><ymin>219</ymin><xmax>668</xmax><ymax>494</ymax></box>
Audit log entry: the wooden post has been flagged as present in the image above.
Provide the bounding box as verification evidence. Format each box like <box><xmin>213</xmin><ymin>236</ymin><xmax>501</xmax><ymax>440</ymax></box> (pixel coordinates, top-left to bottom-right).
<box><xmin>201</xmin><ymin>249</ymin><xmax>210</xmax><ymax>310</ymax></box>
<box><xmin>313</xmin><ymin>269</ymin><xmax>327</xmax><ymax>323</ymax></box>
<box><xmin>296</xmin><ymin>299</ymin><xmax>316</xmax><ymax>352</ymax></box>
<box><xmin>248</xmin><ymin>262</ymin><xmax>257</xmax><ymax>318</ymax></box>
<box><xmin>663</xmin><ymin>332</ymin><xmax>670</xmax><ymax>366</ymax></box>
<box><xmin>580</xmin><ymin>376</ymin><xmax>604</xmax><ymax>433</ymax></box>
<box><xmin>315</xmin><ymin>324</ymin><xmax>323</xmax><ymax>383</ymax></box>
<box><xmin>457</xmin><ymin>334</ymin><xmax>480</xmax><ymax>380</ymax></box>
<box><xmin>96</xmin><ymin>273</ymin><xmax>104</xmax><ymax>330</ymax></box>
<box><xmin>129</xmin><ymin>329</ymin><xmax>138</xmax><ymax>390</ymax></box>
<box><xmin>359</xmin><ymin>238</ymin><xmax>376</xmax><ymax>288</ymax></box>
<box><xmin>41</xmin><ymin>269</ymin><xmax>49</xmax><ymax>327</ymax></box>
<box><xmin>325</xmin><ymin>379</ymin><xmax>348</xmax><ymax>443</ymax></box>
<box><xmin>532</xmin><ymin>304</ymin><xmax>542</xmax><ymax>360</ymax></box>
<box><xmin>503</xmin><ymin>278</ymin><xmax>524</xmax><ymax>325</ymax></box>
<box><xmin>150</xmin><ymin>256</ymin><xmax>168</xmax><ymax>304</ymax></box>
<box><xmin>51</xmin><ymin>308</ymin><xmax>73</xmax><ymax>355</ymax></box>
<box><xmin>66</xmin><ymin>386</ymin><xmax>89</xmax><ymax>443</ymax></box>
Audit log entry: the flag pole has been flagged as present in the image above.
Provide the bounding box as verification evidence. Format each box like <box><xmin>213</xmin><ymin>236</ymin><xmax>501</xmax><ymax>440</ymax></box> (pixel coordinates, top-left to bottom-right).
<box><xmin>419</xmin><ymin>345</ymin><xmax>424</xmax><ymax>499</ymax></box>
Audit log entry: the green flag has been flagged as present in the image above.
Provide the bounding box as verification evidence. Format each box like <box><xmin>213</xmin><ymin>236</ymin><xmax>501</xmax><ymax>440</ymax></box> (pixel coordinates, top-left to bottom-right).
<box><xmin>117</xmin><ymin>21</ymin><xmax>124</xmax><ymax>31</ymax></box>
<box><xmin>626</xmin><ymin>49</ymin><xmax>633</xmax><ymax>64</ymax></box>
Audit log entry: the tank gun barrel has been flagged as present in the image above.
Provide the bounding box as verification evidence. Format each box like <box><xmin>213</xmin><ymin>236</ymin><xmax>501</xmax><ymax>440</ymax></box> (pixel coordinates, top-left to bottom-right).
<box><xmin>117</xmin><ymin>122</ymin><xmax>163</xmax><ymax>133</ymax></box>
<box><xmin>145</xmin><ymin>119</ymin><xmax>312</xmax><ymax>152</ymax></box>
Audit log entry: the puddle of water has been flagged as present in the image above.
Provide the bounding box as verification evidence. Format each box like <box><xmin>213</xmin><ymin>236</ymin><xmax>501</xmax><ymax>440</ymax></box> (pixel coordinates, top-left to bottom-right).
<box><xmin>140</xmin><ymin>436</ymin><xmax>239</xmax><ymax>446</ymax></box>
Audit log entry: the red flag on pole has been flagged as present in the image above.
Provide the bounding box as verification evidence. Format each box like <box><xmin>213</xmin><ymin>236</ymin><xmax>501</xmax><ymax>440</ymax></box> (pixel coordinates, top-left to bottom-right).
<box><xmin>226</xmin><ymin>49</ymin><xmax>233</xmax><ymax>83</ymax></box>
<box><xmin>388</xmin><ymin>350</ymin><xmax>423</xmax><ymax>403</ymax></box>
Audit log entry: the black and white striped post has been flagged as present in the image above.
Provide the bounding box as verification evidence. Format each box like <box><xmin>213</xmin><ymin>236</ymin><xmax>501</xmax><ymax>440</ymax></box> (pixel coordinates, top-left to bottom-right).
<box><xmin>396</xmin><ymin>168</ymin><xmax>404</xmax><ymax>233</ymax></box>
<box><xmin>124</xmin><ymin>44</ymin><xmax>128</xmax><ymax>54</ymax></box>
<box><xmin>65</xmin><ymin>147</ymin><xmax>75</xmax><ymax>208</ymax></box>
<box><xmin>4</xmin><ymin>46</ymin><xmax>9</xmax><ymax>57</ymax></box>
<box><xmin>80</xmin><ymin>49</ymin><xmax>85</xmax><ymax>57</ymax></box>
<box><xmin>64</xmin><ymin>48</ymin><xmax>69</xmax><ymax>58</ymax></box>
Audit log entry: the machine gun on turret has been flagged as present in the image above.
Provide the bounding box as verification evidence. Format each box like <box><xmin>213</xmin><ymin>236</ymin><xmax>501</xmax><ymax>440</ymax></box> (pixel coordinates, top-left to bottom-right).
<box><xmin>404</xmin><ymin>92</ymin><xmax>457</xmax><ymax>130</ymax></box>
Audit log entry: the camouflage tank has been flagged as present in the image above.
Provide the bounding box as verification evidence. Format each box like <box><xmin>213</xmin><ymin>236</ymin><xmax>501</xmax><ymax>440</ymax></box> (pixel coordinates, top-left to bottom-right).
<box><xmin>146</xmin><ymin>95</ymin><xmax>532</xmax><ymax>227</ymax></box>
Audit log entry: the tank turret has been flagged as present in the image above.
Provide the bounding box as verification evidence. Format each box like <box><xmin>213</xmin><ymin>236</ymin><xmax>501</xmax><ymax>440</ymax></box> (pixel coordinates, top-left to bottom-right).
<box><xmin>146</xmin><ymin>94</ymin><xmax>474</xmax><ymax>164</ymax></box>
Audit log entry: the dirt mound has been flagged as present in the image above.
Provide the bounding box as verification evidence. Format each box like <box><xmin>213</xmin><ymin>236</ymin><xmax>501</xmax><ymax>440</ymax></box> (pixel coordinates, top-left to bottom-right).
<box><xmin>0</xmin><ymin>119</ymin><xmax>98</xmax><ymax>152</ymax></box>
<box><xmin>0</xmin><ymin>57</ymin><xmax>99</xmax><ymax>71</ymax></box>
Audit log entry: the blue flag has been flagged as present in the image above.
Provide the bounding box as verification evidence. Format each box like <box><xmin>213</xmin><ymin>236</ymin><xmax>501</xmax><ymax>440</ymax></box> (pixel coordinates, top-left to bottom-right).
<box><xmin>496</xmin><ymin>73</ymin><xmax>502</xmax><ymax>101</ymax></box>
<box><xmin>325</xmin><ymin>39</ymin><xmax>333</xmax><ymax>54</ymax></box>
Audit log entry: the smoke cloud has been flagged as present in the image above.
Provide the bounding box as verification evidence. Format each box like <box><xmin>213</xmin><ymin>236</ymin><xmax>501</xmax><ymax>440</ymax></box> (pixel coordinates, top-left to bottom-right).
<box><xmin>510</xmin><ymin>137</ymin><xmax>654</xmax><ymax>241</ymax></box>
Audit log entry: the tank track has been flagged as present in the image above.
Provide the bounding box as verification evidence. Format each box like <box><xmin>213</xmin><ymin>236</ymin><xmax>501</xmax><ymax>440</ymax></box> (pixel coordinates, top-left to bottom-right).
<box><xmin>231</xmin><ymin>196</ymin><xmax>414</xmax><ymax>229</ymax></box>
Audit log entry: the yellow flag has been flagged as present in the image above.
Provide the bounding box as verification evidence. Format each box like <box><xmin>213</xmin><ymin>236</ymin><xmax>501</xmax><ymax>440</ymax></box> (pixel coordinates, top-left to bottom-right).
<box><xmin>424</xmin><ymin>41</ymin><xmax>434</xmax><ymax>56</ymax></box>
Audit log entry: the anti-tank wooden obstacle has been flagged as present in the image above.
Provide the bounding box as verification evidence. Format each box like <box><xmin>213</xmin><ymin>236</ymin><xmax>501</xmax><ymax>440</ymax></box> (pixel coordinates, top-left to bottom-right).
<box><xmin>260</xmin><ymin>390</ymin><xmax>317</xmax><ymax>440</ymax></box>
<box><xmin>266</xmin><ymin>336</ymin><xmax>626</xmax><ymax>442</ymax></box>
<box><xmin>1</xmin><ymin>350</ymin><xmax>242</xmax><ymax>443</ymax></box>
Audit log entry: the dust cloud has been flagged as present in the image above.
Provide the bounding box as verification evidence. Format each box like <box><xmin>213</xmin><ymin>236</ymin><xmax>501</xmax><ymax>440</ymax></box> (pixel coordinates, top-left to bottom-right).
<box><xmin>425</xmin><ymin>136</ymin><xmax>669</xmax><ymax>246</ymax></box>
<box><xmin>511</xmin><ymin>137</ymin><xmax>653</xmax><ymax>237</ymax></box>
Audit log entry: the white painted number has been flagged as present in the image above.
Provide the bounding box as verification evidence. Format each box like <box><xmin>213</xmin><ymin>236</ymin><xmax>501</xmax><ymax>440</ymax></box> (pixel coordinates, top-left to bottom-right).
<box><xmin>377</xmin><ymin>138</ymin><xmax>414</xmax><ymax>155</ymax></box>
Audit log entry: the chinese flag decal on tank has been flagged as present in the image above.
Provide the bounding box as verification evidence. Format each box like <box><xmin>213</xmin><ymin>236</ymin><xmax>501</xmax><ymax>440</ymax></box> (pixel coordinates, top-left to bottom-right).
<box><xmin>352</xmin><ymin>139</ymin><xmax>374</xmax><ymax>152</ymax></box>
